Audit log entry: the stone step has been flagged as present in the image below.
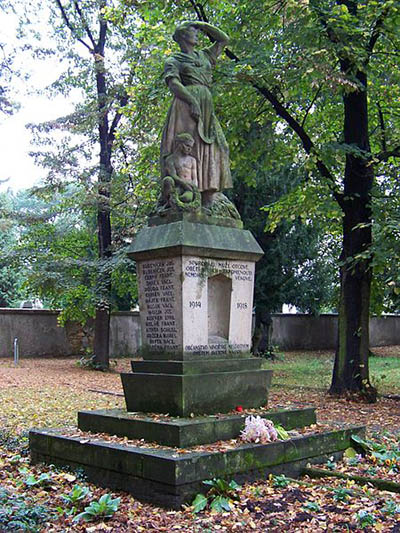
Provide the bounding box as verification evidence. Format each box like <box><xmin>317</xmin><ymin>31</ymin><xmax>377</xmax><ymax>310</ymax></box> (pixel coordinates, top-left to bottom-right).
<box><xmin>30</xmin><ymin>423</ymin><xmax>365</xmax><ymax>509</ymax></box>
<box><xmin>78</xmin><ymin>407</ymin><xmax>317</xmax><ymax>447</ymax></box>
<box><xmin>131</xmin><ymin>358</ymin><xmax>264</xmax><ymax>375</ymax></box>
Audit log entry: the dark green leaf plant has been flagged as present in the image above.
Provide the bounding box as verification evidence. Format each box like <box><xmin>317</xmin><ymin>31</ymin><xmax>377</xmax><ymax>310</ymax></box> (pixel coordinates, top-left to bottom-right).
<box><xmin>191</xmin><ymin>478</ymin><xmax>241</xmax><ymax>513</ymax></box>
<box><xmin>73</xmin><ymin>493</ymin><xmax>120</xmax><ymax>523</ymax></box>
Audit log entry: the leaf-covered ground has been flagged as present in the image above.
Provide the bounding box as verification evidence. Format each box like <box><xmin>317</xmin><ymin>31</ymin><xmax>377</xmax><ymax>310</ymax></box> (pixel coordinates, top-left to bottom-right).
<box><xmin>1</xmin><ymin>350</ymin><xmax>400</xmax><ymax>532</ymax></box>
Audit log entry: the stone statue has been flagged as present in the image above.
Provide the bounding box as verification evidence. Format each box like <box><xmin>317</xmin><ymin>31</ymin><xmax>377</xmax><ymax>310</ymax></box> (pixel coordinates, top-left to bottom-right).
<box><xmin>160</xmin><ymin>21</ymin><xmax>232</xmax><ymax>209</ymax></box>
<box><xmin>159</xmin><ymin>132</ymin><xmax>201</xmax><ymax>211</ymax></box>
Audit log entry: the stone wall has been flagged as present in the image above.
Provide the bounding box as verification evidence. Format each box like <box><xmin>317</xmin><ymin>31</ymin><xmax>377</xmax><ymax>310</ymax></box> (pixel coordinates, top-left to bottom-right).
<box><xmin>370</xmin><ymin>315</ymin><xmax>400</xmax><ymax>348</ymax></box>
<box><xmin>270</xmin><ymin>313</ymin><xmax>400</xmax><ymax>350</ymax></box>
<box><xmin>1</xmin><ymin>309</ymin><xmax>400</xmax><ymax>357</ymax></box>
<box><xmin>0</xmin><ymin>309</ymin><xmax>141</xmax><ymax>358</ymax></box>
<box><xmin>0</xmin><ymin>309</ymin><xmax>72</xmax><ymax>357</ymax></box>
<box><xmin>110</xmin><ymin>312</ymin><xmax>141</xmax><ymax>357</ymax></box>
<box><xmin>270</xmin><ymin>314</ymin><xmax>338</xmax><ymax>350</ymax></box>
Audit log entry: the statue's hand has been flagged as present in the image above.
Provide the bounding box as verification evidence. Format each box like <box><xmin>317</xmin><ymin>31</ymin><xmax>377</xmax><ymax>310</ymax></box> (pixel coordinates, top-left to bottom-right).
<box><xmin>190</xmin><ymin>101</ymin><xmax>201</xmax><ymax>121</ymax></box>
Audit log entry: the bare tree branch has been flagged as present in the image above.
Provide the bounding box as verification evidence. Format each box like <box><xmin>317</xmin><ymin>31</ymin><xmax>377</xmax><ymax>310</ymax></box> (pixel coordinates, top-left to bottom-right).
<box><xmin>366</xmin><ymin>5</ymin><xmax>390</xmax><ymax>63</ymax></box>
<box><xmin>376</xmin><ymin>101</ymin><xmax>387</xmax><ymax>153</ymax></box>
<box><xmin>109</xmin><ymin>67</ymin><xmax>134</xmax><ymax>143</ymax></box>
<box><xmin>187</xmin><ymin>0</ymin><xmax>203</xmax><ymax>21</ymax></box>
<box><xmin>73</xmin><ymin>0</ymin><xmax>96</xmax><ymax>49</ymax></box>
<box><xmin>109</xmin><ymin>91</ymin><xmax>129</xmax><ymax>144</ymax></box>
<box><xmin>301</xmin><ymin>84</ymin><xmax>323</xmax><ymax>128</ymax></box>
<box><xmin>54</xmin><ymin>0</ymin><xmax>93</xmax><ymax>52</ymax></box>
<box><xmin>375</xmin><ymin>146</ymin><xmax>400</xmax><ymax>163</ymax></box>
<box><xmin>98</xmin><ymin>3</ymin><xmax>108</xmax><ymax>53</ymax></box>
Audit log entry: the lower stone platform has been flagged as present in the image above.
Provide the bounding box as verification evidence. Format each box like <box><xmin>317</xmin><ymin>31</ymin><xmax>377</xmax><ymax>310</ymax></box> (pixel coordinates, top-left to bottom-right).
<box><xmin>30</xmin><ymin>424</ymin><xmax>365</xmax><ymax>509</ymax></box>
<box><xmin>78</xmin><ymin>406</ymin><xmax>316</xmax><ymax>447</ymax></box>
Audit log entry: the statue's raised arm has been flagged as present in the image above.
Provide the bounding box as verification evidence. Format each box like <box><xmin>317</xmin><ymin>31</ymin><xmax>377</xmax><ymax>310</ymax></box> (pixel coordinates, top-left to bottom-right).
<box><xmin>183</xmin><ymin>21</ymin><xmax>229</xmax><ymax>59</ymax></box>
<box><xmin>160</xmin><ymin>21</ymin><xmax>232</xmax><ymax>209</ymax></box>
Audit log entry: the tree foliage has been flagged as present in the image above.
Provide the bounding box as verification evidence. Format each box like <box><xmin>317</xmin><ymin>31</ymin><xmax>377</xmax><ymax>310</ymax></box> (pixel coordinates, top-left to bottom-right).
<box><xmin>0</xmin><ymin>192</ymin><xmax>26</xmax><ymax>307</ymax></box>
<box><xmin>4</xmin><ymin>0</ymin><xmax>400</xmax><ymax>393</ymax></box>
<box><xmin>15</xmin><ymin>1</ymin><xmax>160</xmax><ymax>364</ymax></box>
<box><xmin>113</xmin><ymin>0</ymin><xmax>400</xmax><ymax>399</ymax></box>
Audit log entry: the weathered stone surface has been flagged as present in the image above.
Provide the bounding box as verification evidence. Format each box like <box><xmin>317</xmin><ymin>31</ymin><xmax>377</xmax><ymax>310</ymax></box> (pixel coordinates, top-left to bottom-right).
<box><xmin>160</xmin><ymin>22</ymin><xmax>231</xmax><ymax>204</ymax></box>
<box><xmin>129</xmin><ymin>218</ymin><xmax>263</xmax><ymax>359</ymax></box>
<box><xmin>78</xmin><ymin>407</ymin><xmax>317</xmax><ymax>447</ymax></box>
<box><xmin>30</xmin><ymin>424</ymin><xmax>366</xmax><ymax>509</ymax></box>
<box><xmin>131</xmin><ymin>358</ymin><xmax>263</xmax><ymax>375</ymax></box>
<box><xmin>148</xmin><ymin>211</ymin><xmax>243</xmax><ymax>229</ymax></box>
<box><xmin>139</xmin><ymin>349</ymin><xmax>252</xmax><ymax>361</ymax></box>
<box><xmin>120</xmin><ymin>369</ymin><xmax>273</xmax><ymax>417</ymax></box>
<box><xmin>136</xmin><ymin>254</ymin><xmax>257</xmax><ymax>358</ymax></box>
<box><xmin>128</xmin><ymin>221</ymin><xmax>263</xmax><ymax>262</ymax></box>
<box><xmin>138</xmin><ymin>256</ymin><xmax>183</xmax><ymax>356</ymax></box>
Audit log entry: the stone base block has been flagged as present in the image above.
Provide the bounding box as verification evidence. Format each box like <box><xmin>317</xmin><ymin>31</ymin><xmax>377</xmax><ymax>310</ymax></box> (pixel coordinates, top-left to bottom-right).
<box><xmin>131</xmin><ymin>358</ymin><xmax>264</xmax><ymax>374</ymax></box>
<box><xmin>120</xmin><ymin>369</ymin><xmax>273</xmax><ymax>417</ymax></box>
<box><xmin>30</xmin><ymin>424</ymin><xmax>365</xmax><ymax>509</ymax></box>
<box><xmin>138</xmin><ymin>350</ymin><xmax>253</xmax><ymax>362</ymax></box>
<box><xmin>78</xmin><ymin>407</ymin><xmax>316</xmax><ymax>447</ymax></box>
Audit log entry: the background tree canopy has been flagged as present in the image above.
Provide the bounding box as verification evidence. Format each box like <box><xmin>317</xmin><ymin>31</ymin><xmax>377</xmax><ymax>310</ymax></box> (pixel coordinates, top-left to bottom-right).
<box><xmin>2</xmin><ymin>1</ymin><xmax>400</xmax><ymax>395</ymax></box>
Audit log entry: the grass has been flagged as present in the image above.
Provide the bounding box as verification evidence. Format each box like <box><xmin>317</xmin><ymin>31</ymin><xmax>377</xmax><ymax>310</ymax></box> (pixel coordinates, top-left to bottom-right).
<box><xmin>264</xmin><ymin>349</ymin><xmax>400</xmax><ymax>395</ymax></box>
<box><xmin>370</xmin><ymin>357</ymin><xmax>400</xmax><ymax>393</ymax></box>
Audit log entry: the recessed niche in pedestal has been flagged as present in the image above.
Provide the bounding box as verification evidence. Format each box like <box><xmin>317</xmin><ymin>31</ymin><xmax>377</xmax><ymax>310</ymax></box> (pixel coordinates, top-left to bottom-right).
<box><xmin>208</xmin><ymin>274</ymin><xmax>231</xmax><ymax>344</ymax></box>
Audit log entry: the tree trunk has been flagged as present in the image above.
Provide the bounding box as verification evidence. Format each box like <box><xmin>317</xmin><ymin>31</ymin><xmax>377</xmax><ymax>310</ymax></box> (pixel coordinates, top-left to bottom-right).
<box><xmin>92</xmin><ymin>16</ymin><xmax>112</xmax><ymax>370</ymax></box>
<box><xmin>93</xmin><ymin>307</ymin><xmax>110</xmax><ymax>368</ymax></box>
<box><xmin>329</xmin><ymin>66</ymin><xmax>377</xmax><ymax>402</ymax></box>
<box><xmin>54</xmin><ymin>1</ymin><xmax>115</xmax><ymax>369</ymax></box>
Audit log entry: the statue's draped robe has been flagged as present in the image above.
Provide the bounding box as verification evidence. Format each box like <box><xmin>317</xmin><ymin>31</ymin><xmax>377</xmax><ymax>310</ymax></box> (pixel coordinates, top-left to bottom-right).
<box><xmin>161</xmin><ymin>47</ymin><xmax>232</xmax><ymax>192</ymax></box>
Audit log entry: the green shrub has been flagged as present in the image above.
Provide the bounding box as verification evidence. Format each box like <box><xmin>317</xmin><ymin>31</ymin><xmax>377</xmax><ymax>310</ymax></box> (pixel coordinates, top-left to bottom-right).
<box><xmin>303</xmin><ymin>501</ymin><xmax>320</xmax><ymax>512</ymax></box>
<box><xmin>382</xmin><ymin>499</ymin><xmax>400</xmax><ymax>516</ymax></box>
<box><xmin>0</xmin><ymin>429</ymin><xmax>29</xmax><ymax>453</ymax></box>
<box><xmin>23</xmin><ymin>473</ymin><xmax>52</xmax><ymax>488</ymax></box>
<box><xmin>62</xmin><ymin>484</ymin><xmax>91</xmax><ymax>505</ymax></box>
<box><xmin>271</xmin><ymin>474</ymin><xmax>291</xmax><ymax>488</ymax></box>
<box><xmin>332</xmin><ymin>487</ymin><xmax>353</xmax><ymax>502</ymax></box>
<box><xmin>355</xmin><ymin>509</ymin><xmax>377</xmax><ymax>528</ymax></box>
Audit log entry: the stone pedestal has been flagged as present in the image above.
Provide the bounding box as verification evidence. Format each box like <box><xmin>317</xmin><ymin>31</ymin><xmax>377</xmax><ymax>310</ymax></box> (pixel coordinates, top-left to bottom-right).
<box><xmin>121</xmin><ymin>213</ymin><xmax>268</xmax><ymax>415</ymax></box>
<box><xmin>129</xmin><ymin>213</ymin><xmax>263</xmax><ymax>359</ymax></box>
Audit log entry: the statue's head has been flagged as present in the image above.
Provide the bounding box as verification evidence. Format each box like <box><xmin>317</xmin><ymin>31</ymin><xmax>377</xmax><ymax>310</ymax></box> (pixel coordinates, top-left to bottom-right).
<box><xmin>175</xmin><ymin>132</ymin><xmax>195</xmax><ymax>154</ymax></box>
<box><xmin>173</xmin><ymin>23</ymin><xmax>198</xmax><ymax>47</ymax></box>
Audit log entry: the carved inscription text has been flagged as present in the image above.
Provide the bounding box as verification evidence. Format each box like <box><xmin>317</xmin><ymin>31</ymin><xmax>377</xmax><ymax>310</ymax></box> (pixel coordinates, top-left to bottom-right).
<box><xmin>141</xmin><ymin>260</ymin><xmax>179</xmax><ymax>351</ymax></box>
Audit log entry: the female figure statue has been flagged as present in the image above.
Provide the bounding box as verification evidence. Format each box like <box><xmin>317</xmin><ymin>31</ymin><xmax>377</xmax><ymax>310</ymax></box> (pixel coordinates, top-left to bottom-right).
<box><xmin>161</xmin><ymin>21</ymin><xmax>232</xmax><ymax>208</ymax></box>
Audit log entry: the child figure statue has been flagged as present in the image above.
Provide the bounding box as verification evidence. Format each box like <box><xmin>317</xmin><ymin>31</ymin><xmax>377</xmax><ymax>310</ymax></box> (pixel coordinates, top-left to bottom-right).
<box><xmin>158</xmin><ymin>132</ymin><xmax>201</xmax><ymax>211</ymax></box>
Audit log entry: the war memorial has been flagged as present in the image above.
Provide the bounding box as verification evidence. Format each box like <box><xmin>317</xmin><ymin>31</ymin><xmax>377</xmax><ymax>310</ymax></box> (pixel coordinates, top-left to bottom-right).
<box><xmin>29</xmin><ymin>21</ymin><xmax>364</xmax><ymax>508</ymax></box>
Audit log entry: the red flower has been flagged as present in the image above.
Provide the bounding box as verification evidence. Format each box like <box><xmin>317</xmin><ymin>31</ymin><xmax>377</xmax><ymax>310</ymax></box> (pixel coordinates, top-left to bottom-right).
<box><xmin>235</xmin><ymin>405</ymin><xmax>244</xmax><ymax>412</ymax></box>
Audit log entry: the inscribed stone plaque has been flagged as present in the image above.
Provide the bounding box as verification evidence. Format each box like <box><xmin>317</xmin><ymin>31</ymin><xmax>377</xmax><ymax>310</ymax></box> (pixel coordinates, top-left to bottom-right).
<box><xmin>137</xmin><ymin>254</ymin><xmax>255</xmax><ymax>357</ymax></box>
<box><xmin>182</xmin><ymin>256</ymin><xmax>255</xmax><ymax>355</ymax></box>
<box><xmin>138</xmin><ymin>257</ymin><xmax>182</xmax><ymax>353</ymax></box>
